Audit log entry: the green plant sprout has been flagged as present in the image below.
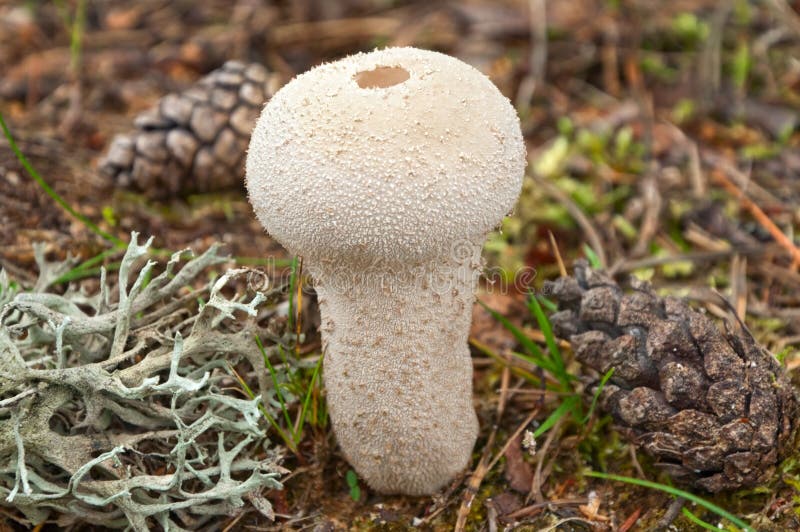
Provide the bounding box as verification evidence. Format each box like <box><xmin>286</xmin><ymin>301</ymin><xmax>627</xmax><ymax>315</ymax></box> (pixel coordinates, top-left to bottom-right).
<box><xmin>480</xmin><ymin>292</ymin><xmax>617</xmax><ymax>441</ymax></box>
<box><xmin>52</xmin><ymin>0</ymin><xmax>87</xmax><ymax>73</ymax></box>
<box><xmin>346</xmin><ymin>470</ymin><xmax>361</xmax><ymax>501</ymax></box>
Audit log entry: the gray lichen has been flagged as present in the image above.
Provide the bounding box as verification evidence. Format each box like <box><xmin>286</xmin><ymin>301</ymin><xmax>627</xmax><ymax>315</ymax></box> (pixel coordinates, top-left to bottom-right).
<box><xmin>1</xmin><ymin>234</ymin><xmax>288</xmax><ymax>530</ymax></box>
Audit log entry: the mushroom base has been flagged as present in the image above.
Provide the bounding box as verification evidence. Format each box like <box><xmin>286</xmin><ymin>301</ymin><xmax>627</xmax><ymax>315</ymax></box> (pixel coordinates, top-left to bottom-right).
<box><xmin>313</xmin><ymin>253</ymin><xmax>481</xmax><ymax>496</ymax></box>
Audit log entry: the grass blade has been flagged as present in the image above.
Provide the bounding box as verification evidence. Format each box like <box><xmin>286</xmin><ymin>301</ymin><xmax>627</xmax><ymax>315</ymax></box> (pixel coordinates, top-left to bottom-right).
<box><xmin>583</xmin><ymin>368</ymin><xmax>614</xmax><ymax>424</ymax></box>
<box><xmin>0</xmin><ymin>113</ymin><xmax>124</xmax><ymax>247</ymax></box>
<box><xmin>582</xmin><ymin>243</ymin><xmax>603</xmax><ymax>269</ymax></box>
<box><xmin>256</xmin><ymin>336</ymin><xmax>293</xmax><ymax>429</ymax></box>
<box><xmin>585</xmin><ymin>472</ymin><xmax>753</xmax><ymax>532</ymax></box>
<box><xmin>227</xmin><ymin>361</ymin><xmax>296</xmax><ymax>454</ymax></box>
<box><xmin>536</xmin><ymin>295</ymin><xmax>559</xmax><ymax>312</ymax></box>
<box><xmin>469</xmin><ymin>338</ymin><xmax>544</xmax><ymax>385</ymax></box>
<box><xmin>682</xmin><ymin>507</ymin><xmax>726</xmax><ymax>531</ymax></box>
<box><xmin>527</xmin><ymin>294</ymin><xmax>571</xmax><ymax>385</ymax></box>
<box><xmin>533</xmin><ymin>394</ymin><xmax>579</xmax><ymax>438</ymax></box>
<box><xmin>295</xmin><ymin>352</ymin><xmax>324</xmax><ymax>439</ymax></box>
<box><xmin>479</xmin><ymin>300</ymin><xmax>557</xmax><ymax>374</ymax></box>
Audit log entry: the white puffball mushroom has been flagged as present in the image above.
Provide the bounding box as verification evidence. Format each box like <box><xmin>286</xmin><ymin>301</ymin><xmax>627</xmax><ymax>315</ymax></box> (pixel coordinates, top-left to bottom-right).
<box><xmin>246</xmin><ymin>47</ymin><xmax>525</xmax><ymax>495</ymax></box>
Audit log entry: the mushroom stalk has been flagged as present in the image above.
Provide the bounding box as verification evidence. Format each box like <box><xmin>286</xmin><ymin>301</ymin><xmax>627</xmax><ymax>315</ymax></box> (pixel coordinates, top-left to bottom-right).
<box><xmin>313</xmin><ymin>249</ymin><xmax>481</xmax><ymax>495</ymax></box>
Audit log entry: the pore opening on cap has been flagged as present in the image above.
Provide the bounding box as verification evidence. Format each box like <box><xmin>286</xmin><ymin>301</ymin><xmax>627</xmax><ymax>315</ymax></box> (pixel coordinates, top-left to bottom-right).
<box><xmin>354</xmin><ymin>66</ymin><xmax>410</xmax><ymax>89</ymax></box>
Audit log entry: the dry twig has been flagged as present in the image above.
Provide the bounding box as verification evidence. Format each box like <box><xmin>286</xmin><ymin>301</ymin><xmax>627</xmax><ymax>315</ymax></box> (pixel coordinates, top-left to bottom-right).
<box><xmin>532</xmin><ymin>175</ymin><xmax>608</xmax><ymax>268</ymax></box>
<box><xmin>711</xmin><ymin>169</ymin><xmax>800</xmax><ymax>268</ymax></box>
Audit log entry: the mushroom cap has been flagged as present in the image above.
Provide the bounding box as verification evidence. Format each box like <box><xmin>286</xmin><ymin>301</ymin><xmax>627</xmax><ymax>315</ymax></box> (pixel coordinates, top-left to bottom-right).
<box><xmin>246</xmin><ymin>47</ymin><xmax>525</xmax><ymax>264</ymax></box>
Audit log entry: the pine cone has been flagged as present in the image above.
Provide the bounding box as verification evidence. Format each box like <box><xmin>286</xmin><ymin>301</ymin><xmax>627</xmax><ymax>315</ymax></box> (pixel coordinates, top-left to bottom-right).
<box><xmin>99</xmin><ymin>61</ymin><xmax>280</xmax><ymax>199</ymax></box>
<box><xmin>545</xmin><ymin>261</ymin><xmax>798</xmax><ymax>492</ymax></box>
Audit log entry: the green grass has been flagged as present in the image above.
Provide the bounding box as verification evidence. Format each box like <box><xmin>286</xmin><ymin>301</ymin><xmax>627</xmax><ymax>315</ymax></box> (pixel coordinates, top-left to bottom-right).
<box><xmin>582</xmin><ymin>243</ymin><xmax>603</xmax><ymax>269</ymax></box>
<box><xmin>0</xmin><ymin>112</ymin><xmax>124</xmax><ymax>248</ymax></box>
<box><xmin>52</xmin><ymin>0</ymin><xmax>87</xmax><ymax>73</ymax></box>
<box><xmin>231</xmin><ymin>335</ymin><xmax>324</xmax><ymax>456</ymax></box>
<box><xmin>480</xmin><ymin>292</ymin><xmax>586</xmax><ymax>439</ymax></box>
<box><xmin>230</xmin><ymin>259</ymin><xmax>326</xmax><ymax>456</ymax></box>
<box><xmin>683</xmin><ymin>507</ymin><xmax>728</xmax><ymax>531</ymax></box>
<box><xmin>586</xmin><ymin>472</ymin><xmax>754</xmax><ymax>532</ymax></box>
<box><xmin>582</xmin><ymin>367</ymin><xmax>614</xmax><ymax>425</ymax></box>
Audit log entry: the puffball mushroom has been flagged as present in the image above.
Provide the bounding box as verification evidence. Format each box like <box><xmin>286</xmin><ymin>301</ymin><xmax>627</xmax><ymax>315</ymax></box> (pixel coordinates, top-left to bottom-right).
<box><xmin>246</xmin><ymin>47</ymin><xmax>525</xmax><ymax>495</ymax></box>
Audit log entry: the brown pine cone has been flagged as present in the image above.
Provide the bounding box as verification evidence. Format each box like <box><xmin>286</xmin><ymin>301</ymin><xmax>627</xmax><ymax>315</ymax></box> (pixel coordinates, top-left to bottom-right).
<box><xmin>545</xmin><ymin>261</ymin><xmax>798</xmax><ymax>492</ymax></box>
<box><xmin>99</xmin><ymin>61</ymin><xmax>280</xmax><ymax>199</ymax></box>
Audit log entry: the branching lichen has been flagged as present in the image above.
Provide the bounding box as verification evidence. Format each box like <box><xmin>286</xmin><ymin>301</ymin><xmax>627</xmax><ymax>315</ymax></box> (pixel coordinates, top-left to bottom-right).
<box><xmin>0</xmin><ymin>234</ymin><xmax>288</xmax><ymax>530</ymax></box>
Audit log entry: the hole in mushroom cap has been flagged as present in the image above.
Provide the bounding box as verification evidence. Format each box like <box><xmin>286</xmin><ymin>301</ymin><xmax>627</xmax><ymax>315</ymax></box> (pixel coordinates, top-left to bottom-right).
<box><xmin>354</xmin><ymin>66</ymin><xmax>410</xmax><ymax>89</ymax></box>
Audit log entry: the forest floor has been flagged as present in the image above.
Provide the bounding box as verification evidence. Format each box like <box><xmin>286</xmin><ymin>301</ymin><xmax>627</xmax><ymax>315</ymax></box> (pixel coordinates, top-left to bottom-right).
<box><xmin>2</xmin><ymin>0</ymin><xmax>800</xmax><ymax>530</ymax></box>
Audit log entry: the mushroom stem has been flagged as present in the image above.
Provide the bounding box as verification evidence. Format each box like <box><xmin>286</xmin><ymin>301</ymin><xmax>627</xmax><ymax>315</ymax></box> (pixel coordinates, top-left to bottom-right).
<box><xmin>313</xmin><ymin>246</ymin><xmax>481</xmax><ymax>495</ymax></box>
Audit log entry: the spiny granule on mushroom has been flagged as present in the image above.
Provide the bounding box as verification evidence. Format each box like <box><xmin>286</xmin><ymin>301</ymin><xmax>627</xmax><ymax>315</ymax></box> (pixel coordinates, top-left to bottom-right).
<box><xmin>0</xmin><ymin>234</ymin><xmax>287</xmax><ymax>529</ymax></box>
<box><xmin>545</xmin><ymin>261</ymin><xmax>798</xmax><ymax>492</ymax></box>
<box><xmin>99</xmin><ymin>61</ymin><xmax>281</xmax><ymax>198</ymax></box>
